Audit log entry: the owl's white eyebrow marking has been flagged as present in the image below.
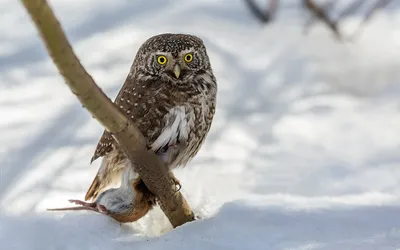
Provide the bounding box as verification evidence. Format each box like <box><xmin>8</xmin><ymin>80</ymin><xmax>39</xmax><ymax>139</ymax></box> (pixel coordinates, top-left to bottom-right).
<box><xmin>179</xmin><ymin>49</ymin><xmax>194</xmax><ymax>55</ymax></box>
<box><xmin>155</xmin><ymin>51</ymin><xmax>170</xmax><ymax>55</ymax></box>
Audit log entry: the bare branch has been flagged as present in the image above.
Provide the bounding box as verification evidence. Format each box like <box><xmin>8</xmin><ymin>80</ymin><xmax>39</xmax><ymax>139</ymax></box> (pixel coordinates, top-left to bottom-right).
<box><xmin>268</xmin><ymin>0</ymin><xmax>279</xmax><ymax>20</ymax></box>
<box><xmin>352</xmin><ymin>0</ymin><xmax>394</xmax><ymax>38</ymax></box>
<box><xmin>304</xmin><ymin>0</ymin><xmax>335</xmax><ymax>35</ymax></box>
<box><xmin>20</xmin><ymin>0</ymin><xmax>194</xmax><ymax>228</ymax></box>
<box><xmin>244</xmin><ymin>0</ymin><xmax>279</xmax><ymax>24</ymax></box>
<box><xmin>303</xmin><ymin>0</ymin><xmax>342</xmax><ymax>40</ymax></box>
<box><xmin>336</xmin><ymin>0</ymin><xmax>365</xmax><ymax>20</ymax></box>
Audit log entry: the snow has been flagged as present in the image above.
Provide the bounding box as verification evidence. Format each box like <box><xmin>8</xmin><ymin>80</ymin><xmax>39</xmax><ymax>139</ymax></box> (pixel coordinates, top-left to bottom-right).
<box><xmin>1</xmin><ymin>0</ymin><xmax>400</xmax><ymax>249</ymax></box>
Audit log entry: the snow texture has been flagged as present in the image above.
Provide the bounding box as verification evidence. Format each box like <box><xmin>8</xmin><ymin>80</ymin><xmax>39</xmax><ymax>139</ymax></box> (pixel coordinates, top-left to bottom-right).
<box><xmin>1</xmin><ymin>0</ymin><xmax>400</xmax><ymax>249</ymax></box>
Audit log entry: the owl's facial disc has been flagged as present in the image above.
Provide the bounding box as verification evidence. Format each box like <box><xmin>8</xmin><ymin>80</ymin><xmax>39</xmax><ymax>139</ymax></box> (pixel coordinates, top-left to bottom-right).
<box><xmin>154</xmin><ymin>50</ymin><xmax>199</xmax><ymax>80</ymax></box>
<box><xmin>163</xmin><ymin>58</ymin><xmax>188</xmax><ymax>80</ymax></box>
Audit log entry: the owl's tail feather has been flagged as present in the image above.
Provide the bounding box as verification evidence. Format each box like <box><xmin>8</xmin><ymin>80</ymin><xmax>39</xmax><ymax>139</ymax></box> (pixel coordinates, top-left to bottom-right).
<box><xmin>85</xmin><ymin>176</ymin><xmax>102</xmax><ymax>201</ymax></box>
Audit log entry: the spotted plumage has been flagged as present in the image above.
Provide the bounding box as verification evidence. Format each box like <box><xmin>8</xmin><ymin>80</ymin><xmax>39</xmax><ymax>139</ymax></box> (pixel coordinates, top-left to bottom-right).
<box><xmin>85</xmin><ymin>33</ymin><xmax>217</xmax><ymax>208</ymax></box>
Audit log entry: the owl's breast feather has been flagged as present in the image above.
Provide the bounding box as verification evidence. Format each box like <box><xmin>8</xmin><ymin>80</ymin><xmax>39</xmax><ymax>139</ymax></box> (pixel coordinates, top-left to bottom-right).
<box><xmin>150</xmin><ymin>105</ymin><xmax>194</xmax><ymax>154</ymax></box>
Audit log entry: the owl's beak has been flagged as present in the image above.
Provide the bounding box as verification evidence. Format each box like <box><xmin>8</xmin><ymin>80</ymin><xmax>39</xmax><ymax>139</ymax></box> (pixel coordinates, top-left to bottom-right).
<box><xmin>173</xmin><ymin>64</ymin><xmax>181</xmax><ymax>79</ymax></box>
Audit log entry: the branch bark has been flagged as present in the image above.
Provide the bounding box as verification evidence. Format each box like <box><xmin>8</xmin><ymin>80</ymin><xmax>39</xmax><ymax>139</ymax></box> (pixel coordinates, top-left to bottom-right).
<box><xmin>20</xmin><ymin>0</ymin><xmax>194</xmax><ymax>228</ymax></box>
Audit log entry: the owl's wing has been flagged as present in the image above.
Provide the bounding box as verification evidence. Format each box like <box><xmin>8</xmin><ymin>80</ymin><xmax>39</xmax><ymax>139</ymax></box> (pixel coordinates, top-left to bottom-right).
<box><xmin>91</xmin><ymin>105</ymin><xmax>194</xmax><ymax>165</ymax></box>
<box><xmin>90</xmin><ymin>73</ymin><xmax>195</xmax><ymax>165</ymax></box>
<box><xmin>90</xmin><ymin>75</ymin><xmax>130</xmax><ymax>164</ymax></box>
<box><xmin>90</xmin><ymin>73</ymin><xmax>157</xmax><ymax>164</ymax></box>
<box><xmin>91</xmin><ymin>131</ymin><xmax>114</xmax><ymax>163</ymax></box>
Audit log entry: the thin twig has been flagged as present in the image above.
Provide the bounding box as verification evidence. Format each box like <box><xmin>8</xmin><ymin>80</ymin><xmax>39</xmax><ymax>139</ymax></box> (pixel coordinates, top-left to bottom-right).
<box><xmin>244</xmin><ymin>0</ymin><xmax>279</xmax><ymax>24</ymax></box>
<box><xmin>304</xmin><ymin>0</ymin><xmax>335</xmax><ymax>35</ymax></box>
<box><xmin>352</xmin><ymin>0</ymin><xmax>394</xmax><ymax>38</ymax></box>
<box><xmin>303</xmin><ymin>0</ymin><xmax>342</xmax><ymax>40</ymax></box>
<box><xmin>337</xmin><ymin>0</ymin><xmax>365</xmax><ymax>20</ymax></box>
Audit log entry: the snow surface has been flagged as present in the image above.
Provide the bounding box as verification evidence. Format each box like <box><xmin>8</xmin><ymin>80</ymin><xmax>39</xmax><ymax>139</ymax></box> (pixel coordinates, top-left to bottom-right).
<box><xmin>1</xmin><ymin>0</ymin><xmax>400</xmax><ymax>249</ymax></box>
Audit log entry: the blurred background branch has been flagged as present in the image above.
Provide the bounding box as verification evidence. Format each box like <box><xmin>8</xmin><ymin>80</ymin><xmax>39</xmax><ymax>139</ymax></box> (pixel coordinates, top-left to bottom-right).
<box><xmin>244</xmin><ymin>0</ymin><xmax>395</xmax><ymax>41</ymax></box>
<box><xmin>244</xmin><ymin>0</ymin><xmax>279</xmax><ymax>23</ymax></box>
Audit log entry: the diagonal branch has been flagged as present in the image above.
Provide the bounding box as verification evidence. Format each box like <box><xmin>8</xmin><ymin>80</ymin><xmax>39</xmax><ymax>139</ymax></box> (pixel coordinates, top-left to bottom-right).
<box><xmin>20</xmin><ymin>0</ymin><xmax>194</xmax><ymax>228</ymax></box>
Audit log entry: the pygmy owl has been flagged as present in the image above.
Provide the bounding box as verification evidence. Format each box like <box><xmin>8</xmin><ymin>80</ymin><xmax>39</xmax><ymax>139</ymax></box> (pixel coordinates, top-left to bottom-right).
<box><xmin>82</xmin><ymin>33</ymin><xmax>217</xmax><ymax>221</ymax></box>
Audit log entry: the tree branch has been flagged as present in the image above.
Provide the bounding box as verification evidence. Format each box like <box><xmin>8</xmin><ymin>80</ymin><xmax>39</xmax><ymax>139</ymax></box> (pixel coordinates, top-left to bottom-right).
<box><xmin>244</xmin><ymin>0</ymin><xmax>279</xmax><ymax>24</ymax></box>
<box><xmin>304</xmin><ymin>0</ymin><xmax>342</xmax><ymax>40</ymax></box>
<box><xmin>303</xmin><ymin>0</ymin><xmax>335</xmax><ymax>35</ymax></box>
<box><xmin>351</xmin><ymin>0</ymin><xmax>394</xmax><ymax>39</ymax></box>
<box><xmin>20</xmin><ymin>0</ymin><xmax>194</xmax><ymax>228</ymax></box>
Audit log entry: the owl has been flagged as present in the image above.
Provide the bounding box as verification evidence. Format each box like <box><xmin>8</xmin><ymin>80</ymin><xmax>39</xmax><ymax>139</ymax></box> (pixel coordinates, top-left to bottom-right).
<box><xmin>81</xmin><ymin>33</ymin><xmax>217</xmax><ymax>221</ymax></box>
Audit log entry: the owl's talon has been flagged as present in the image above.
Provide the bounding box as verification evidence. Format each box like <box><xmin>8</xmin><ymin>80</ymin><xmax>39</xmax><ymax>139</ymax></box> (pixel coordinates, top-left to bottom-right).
<box><xmin>169</xmin><ymin>175</ymin><xmax>182</xmax><ymax>193</ymax></box>
<box><xmin>174</xmin><ymin>182</ymin><xmax>182</xmax><ymax>192</ymax></box>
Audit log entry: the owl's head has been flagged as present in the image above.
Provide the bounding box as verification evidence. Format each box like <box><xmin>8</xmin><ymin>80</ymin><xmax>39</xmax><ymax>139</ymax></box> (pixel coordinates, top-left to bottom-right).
<box><xmin>134</xmin><ymin>33</ymin><xmax>212</xmax><ymax>82</ymax></box>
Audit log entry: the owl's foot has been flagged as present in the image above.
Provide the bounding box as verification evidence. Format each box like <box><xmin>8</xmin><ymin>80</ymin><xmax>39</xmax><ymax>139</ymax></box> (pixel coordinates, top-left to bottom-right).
<box><xmin>174</xmin><ymin>179</ymin><xmax>181</xmax><ymax>192</ymax></box>
<box><xmin>167</xmin><ymin>172</ymin><xmax>181</xmax><ymax>192</ymax></box>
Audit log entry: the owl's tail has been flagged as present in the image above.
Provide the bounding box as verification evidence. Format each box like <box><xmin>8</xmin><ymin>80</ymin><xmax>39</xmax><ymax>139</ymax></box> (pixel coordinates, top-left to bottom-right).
<box><xmin>85</xmin><ymin>176</ymin><xmax>103</xmax><ymax>201</ymax></box>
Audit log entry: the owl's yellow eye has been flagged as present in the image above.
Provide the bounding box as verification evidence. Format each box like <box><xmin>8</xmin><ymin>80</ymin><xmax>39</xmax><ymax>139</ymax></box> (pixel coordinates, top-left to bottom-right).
<box><xmin>184</xmin><ymin>53</ymin><xmax>193</xmax><ymax>63</ymax></box>
<box><xmin>157</xmin><ymin>55</ymin><xmax>167</xmax><ymax>65</ymax></box>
